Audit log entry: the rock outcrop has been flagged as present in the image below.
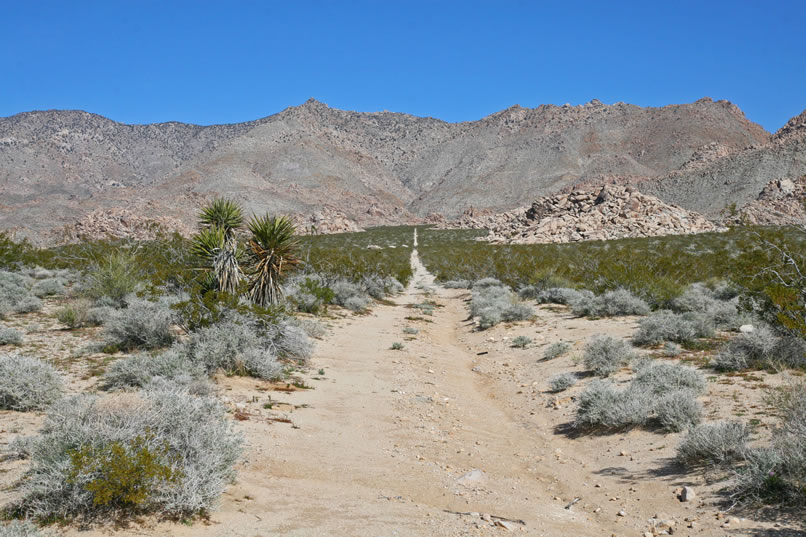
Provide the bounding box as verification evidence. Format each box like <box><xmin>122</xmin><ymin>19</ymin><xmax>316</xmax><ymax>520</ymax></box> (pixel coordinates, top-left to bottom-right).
<box><xmin>724</xmin><ymin>176</ymin><xmax>806</xmax><ymax>226</ymax></box>
<box><xmin>445</xmin><ymin>185</ymin><xmax>722</xmax><ymax>244</ymax></box>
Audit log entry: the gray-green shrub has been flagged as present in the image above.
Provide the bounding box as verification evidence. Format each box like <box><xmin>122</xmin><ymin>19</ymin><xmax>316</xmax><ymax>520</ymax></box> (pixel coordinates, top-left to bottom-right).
<box><xmin>574</xmin><ymin>380</ymin><xmax>650</xmax><ymax>429</ymax></box>
<box><xmin>536</xmin><ymin>287</ymin><xmax>593</xmax><ymax>306</ymax></box>
<box><xmin>0</xmin><ymin>521</ymin><xmax>43</xmax><ymax>537</ymax></box>
<box><xmin>654</xmin><ymin>389</ymin><xmax>703</xmax><ymax>432</ymax></box>
<box><xmin>470</xmin><ymin>280</ymin><xmax>533</xmax><ymax>330</ymax></box>
<box><xmin>631</xmin><ymin>361</ymin><xmax>707</xmax><ymax>396</ymax></box>
<box><xmin>633</xmin><ymin>310</ymin><xmax>715</xmax><ymax>346</ymax></box>
<box><xmin>30</xmin><ymin>279</ymin><xmax>64</xmax><ymax>298</ymax></box>
<box><xmin>583</xmin><ymin>335</ymin><xmax>635</xmax><ymax>377</ymax></box>
<box><xmin>13</xmin><ymin>382</ymin><xmax>242</xmax><ymax>519</ymax></box>
<box><xmin>511</xmin><ymin>336</ymin><xmax>532</xmax><ymax>348</ymax></box>
<box><xmin>56</xmin><ymin>299</ymin><xmax>92</xmax><ymax>329</ymax></box>
<box><xmin>712</xmin><ymin>325</ymin><xmax>783</xmax><ymax>371</ymax></box>
<box><xmin>101</xmin><ymin>350</ymin><xmax>207</xmax><ymax>391</ymax></box>
<box><xmin>0</xmin><ymin>354</ymin><xmax>63</xmax><ymax>411</ymax></box>
<box><xmin>542</xmin><ymin>341</ymin><xmax>572</xmax><ymax>360</ymax></box>
<box><xmin>677</xmin><ymin>421</ymin><xmax>749</xmax><ymax>466</ymax></box>
<box><xmin>549</xmin><ymin>372</ymin><xmax>577</xmax><ymax>392</ymax></box>
<box><xmin>101</xmin><ymin>295</ymin><xmax>177</xmax><ymax>351</ymax></box>
<box><xmin>0</xmin><ymin>324</ymin><xmax>23</xmax><ymax>345</ymax></box>
<box><xmin>571</xmin><ymin>289</ymin><xmax>650</xmax><ymax>318</ymax></box>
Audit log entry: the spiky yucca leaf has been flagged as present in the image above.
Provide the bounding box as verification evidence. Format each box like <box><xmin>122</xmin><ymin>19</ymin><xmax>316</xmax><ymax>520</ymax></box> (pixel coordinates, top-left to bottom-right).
<box><xmin>192</xmin><ymin>227</ymin><xmax>244</xmax><ymax>294</ymax></box>
<box><xmin>246</xmin><ymin>215</ymin><xmax>300</xmax><ymax>306</ymax></box>
<box><xmin>198</xmin><ymin>198</ymin><xmax>244</xmax><ymax>240</ymax></box>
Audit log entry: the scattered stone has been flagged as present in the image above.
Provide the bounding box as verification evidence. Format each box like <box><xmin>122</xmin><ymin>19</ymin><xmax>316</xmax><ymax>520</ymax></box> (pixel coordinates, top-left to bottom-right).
<box><xmin>494</xmin><ymin>519</ymin><xmax>515</xmax><ymax>531</ymax></box>
<box><xmin>617</xmin><ymin>509</ymin><xmax>626</xmax><ymax>517</ymax></box>
<box><xmin>678</xmin><ymin>486</ymin><xmax>696</xmax><ymax>502</ymax></box>
<box><xmin>739</xmin><ymin>324</ymin><xmax>755</xmax><ymax>333</ymax></box>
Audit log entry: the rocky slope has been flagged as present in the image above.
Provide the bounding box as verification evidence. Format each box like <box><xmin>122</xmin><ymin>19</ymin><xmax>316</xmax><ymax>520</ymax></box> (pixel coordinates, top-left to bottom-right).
<box><xmin>637</xmin><ymin>109</ymin><xmax>806</xmax><ymax>216</ymax></box>
<box><xmin>443</xmin><ymin>185</ymin><xmax>722</xmax><ymax>244</ymax></box>
<box><xmin>0</xmin><ymin>98</ymin><xmax>773</xmax><ymax>243</ymax></box>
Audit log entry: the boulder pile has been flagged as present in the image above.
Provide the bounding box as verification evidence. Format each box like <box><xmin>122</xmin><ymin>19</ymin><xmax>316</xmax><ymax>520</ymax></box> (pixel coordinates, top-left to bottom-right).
<box><xmin>444</xmin><ymin>185</ymin><xmax>723</xmax><ymax>244</ymax></box>
<box><xmin>726</xmin><ymin>176</ymin><xmax>806</xmax><ymax>226</ymax></box>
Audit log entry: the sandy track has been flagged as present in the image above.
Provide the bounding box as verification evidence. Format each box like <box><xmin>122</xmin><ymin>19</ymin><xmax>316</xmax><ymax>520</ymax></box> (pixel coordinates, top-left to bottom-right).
<box><xmin>16</xmin><ymin>232</ymin><xmax>800</xmax><ymax>536</ymax></box>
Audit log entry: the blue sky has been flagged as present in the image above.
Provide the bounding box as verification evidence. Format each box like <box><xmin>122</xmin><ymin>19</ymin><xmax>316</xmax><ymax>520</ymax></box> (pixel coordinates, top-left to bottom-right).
<box><xmin>1</xmin><ymin>0</ymin><xmax>804</xmax><ymax>131</ymax></box>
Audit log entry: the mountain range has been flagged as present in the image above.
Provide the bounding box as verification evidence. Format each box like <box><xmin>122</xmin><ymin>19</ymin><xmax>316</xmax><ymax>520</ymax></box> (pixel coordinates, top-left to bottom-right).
<box><xmin>1</xmin><ymin>98</ymin><xmax>804</xmax><ymax>243</ymax></box>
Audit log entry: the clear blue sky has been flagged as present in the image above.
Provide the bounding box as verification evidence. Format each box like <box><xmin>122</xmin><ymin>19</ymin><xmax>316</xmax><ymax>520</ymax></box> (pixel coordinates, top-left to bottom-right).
<box><xmin>2</xmin><ymin>0</ymin><xmax>804</xmax><ymax>132</ymax></box>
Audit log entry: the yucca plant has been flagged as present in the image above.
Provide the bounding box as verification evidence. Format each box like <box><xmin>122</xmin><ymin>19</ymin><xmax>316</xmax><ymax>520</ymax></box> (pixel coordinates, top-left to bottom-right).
<box><xmin>193</xmin><ymin>198</ymin><xmax>245</xmax><ymax>295</ymax></box>
<box><xmin>198</xmin><ymin>198</ymin><xmax>244</xmax><ymax>240</ymax></box>
<box><xmin>191</xmin><ymin>227</ymin><xmax>244</xmax><ymax>295</ymax></box>
<box><xmin>246</xmin><ymin>215</ymin><xmax>300</xmax><ymax>306</ymax></box>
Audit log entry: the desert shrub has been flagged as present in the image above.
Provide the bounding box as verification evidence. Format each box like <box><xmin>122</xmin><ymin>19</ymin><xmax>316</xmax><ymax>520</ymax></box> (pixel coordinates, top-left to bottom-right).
<box><xmin>56</xmin><ymin>299</ymin><xmax>92</xmax><ymax>329</ymax></box>
<box><xmin>575</xmin><ymin>380</ymin><xmax>650</xmax><ymax>429</ymax></box>
<box><xmin>535</xmin><ymin>287</ymin><xmax>592</xmax><ymax>306</ymax></box>
<box><xmin>729</xmin><ymin>378</ymin><xmax>806</xmax><ymax>505</ymax></box>
<box><xmin>101</xmin><ymin>295</ymin><xmax>177</xmax><ymax>351</ymax></box>
<box><xmin>261</xmin><ymin>318</ymin><xmax>313</xmax><ymax>362</ymax></box>
<box><xmin>30</xmin><ymin>279</ymin><xmax>64</xmax><ymax>298</ymax></box>
<box><xmin>83</xmin><ymin>252</ymin><xmax>142</xmax><ymax>307</ymax></box>
<box><xmin>299</xmin><ymin>319</ymin><xmax>327</xmax><ymax>339</ymax></box>
<box><xmin>471</xmin><ymin>281</ymin><xmax>533</xmax><ymax>330</ymax></box>
<box><xmin>403</xmin><ymin>327</ymin><xmax>419</xmax><ymax>335</ymax></box>
<box><xmin>571</xmin><ymin>289</ymin><xmax>650</xmax><ymax>318</ymax></box>
<box><xmin>12</xmin><ymin>296</ymin><xmax>43</xmax><ymax>314</ymax></box>
<box><xmin>0</xmin><ymin>521</ymin><xmax>43</xmax><ymax>537</ymax></box>
<box><xmin>542</xmin><ymin>341</ymin><xmax>572</xmax><ymax>361</ymax></box>
<box><xmin>283</xmin><ymin>275</ymin><xmax>334</xmax><ymax>314</ymax></box>
<box><xmin>390</xmin><ymin>342</ymin><xmax>404</xmax><ymax>350</ymax></box>
<box><xmin>473</xmin><ymin>277</ymin><xmax>503</xmax><ymax>289</ymax></box>
<box><xmin>442</xmin><ymin>279</ymin><xmax>472</xmax><ymax>289</ymax></box>
<box><xmin>85</xmin><ymin>306</ymin><xmax>115</xmax><ymax>327</ymax></box>
<box><xmin>14</xmin><ymin>383</ymin><xmax>242</xmax><ymax>519</ymax></box>
<box><xmin>671</xmin><ymin>282</ymin><xmax>748</xmax><ymax>330</ymax></box>
<box><xmin>583</xmin><ymin>335</ymin><xmax>635</xmax><ymax>377</ymax></box>
<box><xmin>677</xmin><ymin>421</ymin><xmax>749</xmax><ymax>467</ymax></box>
<box><xmin>712</xmin><ymin>325</ymin><xmax>781</xmax><ymax>371</ymax></box>
<box><xmin>511</xmin><ymin>336</ymin><xmax>532</xmax><ymax>348</ymax></box>
<box><xmin>30</xmin><ymin>267</ymin><xmax>54</xmax><ymax>280</ymax></box>
<box><xmin>654</xmin><ymin>389</ymin><xmax>703</xmax><ymax>432</ymax></box>
<box><xmin>663</xmin><ymin>342</ymin><xmax>682</xmax><ymax>356</ymax></box>
<box><xmin>0</xmin><ymin>325</ymin><xmax>23</xmax><ymax>345</ymax></box>
<box><xmin>361</xmin><ymin>274</ymin><xmax>403</xmax><ymax>299</ymax></box>
<box><xmin>178</xmin><ymin>314</ymin><xmax>292</xmax><ymax>379</ymax></box>
<box><xmin>631</xmin><ymin>361</ymin><xmax>707</xmax><ymax>396</ymax></box>
<box><xmin>330</xmin><ymin>280</ymin><xmax>368</xmax><ymax>310</ymax></box>
<box><xmin>102</xmin><ymin>350</ymin><xmax>207</xmax><ymax>391</ymax></box>
<box><xmin>0</xmin><ymin>354</ymin><xmax>63</xmax><ymax>411</ymax></box>
<box><xmin>549</xmin><ymin>372</ymin><xmax>577</xmax><ymax>392</ymax></box>
<box><xmin>633</xmin><ymin>310</ymin><xmax>715</xmax><ymax>346</ymax></box>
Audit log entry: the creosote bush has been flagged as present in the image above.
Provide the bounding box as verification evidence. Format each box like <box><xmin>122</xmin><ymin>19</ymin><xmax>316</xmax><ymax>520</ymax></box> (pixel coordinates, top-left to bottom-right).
<box><xmin>13</xmin><ymin>382</ymin><xmax>242</xmax><ymax>520</ymax></box>
<box><xmin>83</xmin><ymin>252</ymin><xmax>142</xmax><ymax>307</ymax></box>
<box><xmin>677</xmin><ymin>421</ymin><xmax>749</xmax><ymax>467</ymax></box>
<box><xmin>56</xmin><ymin>299</ymin><xmax>93</xmax><ymax>329</ymax></box>
<box><xmin>0</xmin><ymin>354</ymin><xmax>63</xmax><ymax>411</ymax></box>
<box><xmin>583</xmin><ymin>335</ymin><xmax>635</xmax><ymax>377</ymax></box>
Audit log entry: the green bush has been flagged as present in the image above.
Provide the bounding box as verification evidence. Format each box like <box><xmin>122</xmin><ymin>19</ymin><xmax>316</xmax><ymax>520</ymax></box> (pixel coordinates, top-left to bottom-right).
<box><xmin>83</xmin><ymin>252</ymin><xmax>142</xmax><ymax>307</ymax></box>
<box><xmin>67</xmin><ymin>434</ymin><xmax>180</xmax><ymax>508</ymax></box>
<box><xmin>56</xmin><ymin>299</ymin><xmax>92</xmax><ymax>329</ymax></box>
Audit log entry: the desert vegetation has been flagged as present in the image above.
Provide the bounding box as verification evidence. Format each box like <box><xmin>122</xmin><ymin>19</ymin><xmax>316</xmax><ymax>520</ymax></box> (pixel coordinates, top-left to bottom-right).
<box><xmin>1</xmin><ymin>222</ymin><xmax>805</xmax><ymax>533</ymax></box>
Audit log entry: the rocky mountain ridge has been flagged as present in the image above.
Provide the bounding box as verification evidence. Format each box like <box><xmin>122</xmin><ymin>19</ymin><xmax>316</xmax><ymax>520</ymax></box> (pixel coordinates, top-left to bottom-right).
<box><xmin>0</xmin><ymin>98</ymin><xmax>802</xmax><ymax>243</ymax></box>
